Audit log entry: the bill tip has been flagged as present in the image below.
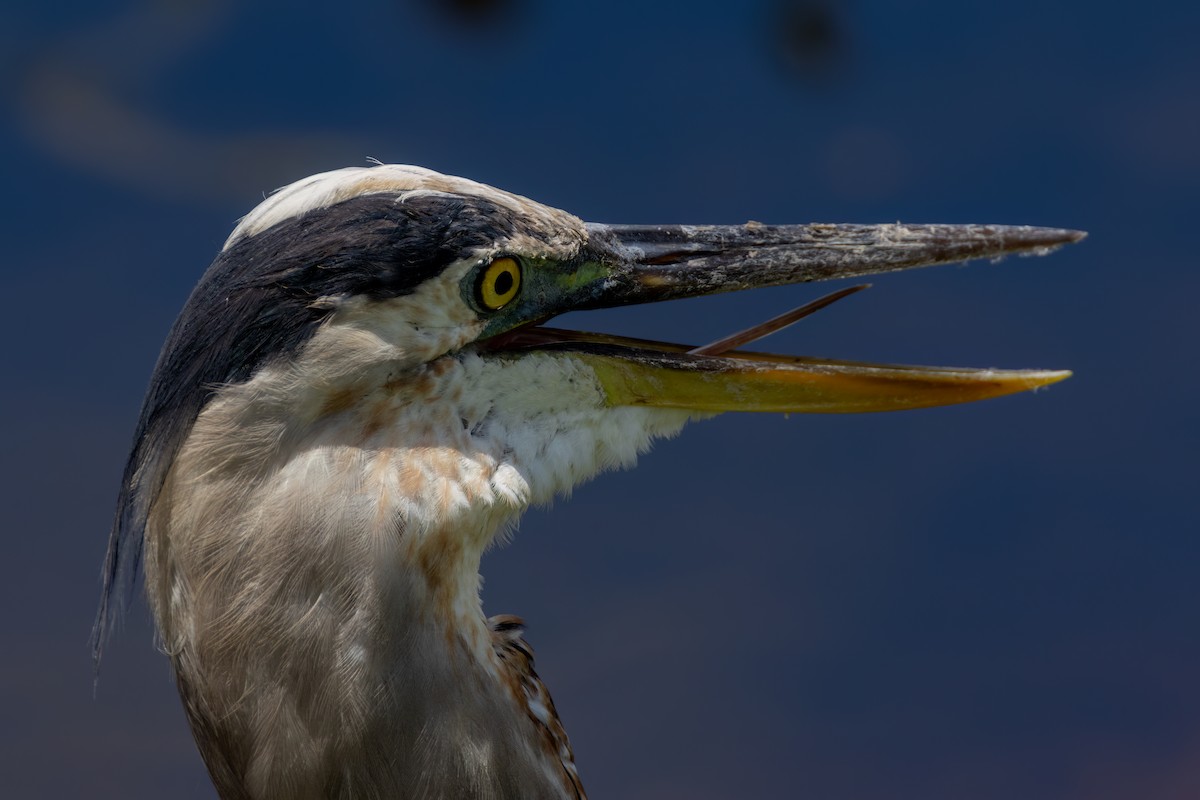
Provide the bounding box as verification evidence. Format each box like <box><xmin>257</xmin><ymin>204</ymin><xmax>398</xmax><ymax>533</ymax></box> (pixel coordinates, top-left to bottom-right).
<box><xmin>1022</xmin><ymin>368</ymin><xmax>1073</xmax><ymax>389</ymax></box>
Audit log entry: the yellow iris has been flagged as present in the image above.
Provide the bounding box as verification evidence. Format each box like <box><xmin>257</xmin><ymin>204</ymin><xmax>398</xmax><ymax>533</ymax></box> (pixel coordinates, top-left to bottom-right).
<box><xmin>478</xmin><ymin>257</ymin><xmax>522</xmax><ymax>310</ymax></box>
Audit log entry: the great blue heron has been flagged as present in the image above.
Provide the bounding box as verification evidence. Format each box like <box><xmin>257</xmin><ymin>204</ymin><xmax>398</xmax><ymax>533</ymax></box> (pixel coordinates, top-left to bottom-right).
<box><xmin>95</xmin><ymin>164</ymin><xmax>1081</xmax><ymax>799</ymax></box>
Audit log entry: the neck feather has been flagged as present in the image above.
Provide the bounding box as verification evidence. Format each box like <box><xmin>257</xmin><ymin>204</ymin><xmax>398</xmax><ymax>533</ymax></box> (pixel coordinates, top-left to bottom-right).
<box><xmin>144</xmin><ymin>329</ymin><xmax>689</xmax><ymax>798</ymax></box>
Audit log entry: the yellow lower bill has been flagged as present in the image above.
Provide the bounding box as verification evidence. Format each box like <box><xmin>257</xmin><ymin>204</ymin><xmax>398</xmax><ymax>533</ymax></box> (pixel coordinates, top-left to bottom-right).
<box><xmin>578</xmin><ymin>349</ymin><xmax>1070</xmax><ymax>414</ymax></box>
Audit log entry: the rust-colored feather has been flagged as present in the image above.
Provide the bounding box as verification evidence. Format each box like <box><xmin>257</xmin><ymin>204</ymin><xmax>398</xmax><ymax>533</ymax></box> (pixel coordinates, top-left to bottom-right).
<box><xmin>490</xmin><ymin>615</ymin><xmax>587</xmax><ymax>800</ymax></box>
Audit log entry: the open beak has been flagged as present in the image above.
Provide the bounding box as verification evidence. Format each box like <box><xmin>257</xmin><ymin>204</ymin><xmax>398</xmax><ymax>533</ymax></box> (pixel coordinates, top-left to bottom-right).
<box><xmin>484</xmin><ymin>222</ymin><xmax>1084</xmax><ymax>413</ymax></box>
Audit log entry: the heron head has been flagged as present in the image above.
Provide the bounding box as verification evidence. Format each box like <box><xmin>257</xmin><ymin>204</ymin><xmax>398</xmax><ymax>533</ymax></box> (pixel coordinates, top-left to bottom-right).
<box><xmin>96</xmin><ymin>163</ymin><xmax>1080</xmax><ymax>656</ymax></box>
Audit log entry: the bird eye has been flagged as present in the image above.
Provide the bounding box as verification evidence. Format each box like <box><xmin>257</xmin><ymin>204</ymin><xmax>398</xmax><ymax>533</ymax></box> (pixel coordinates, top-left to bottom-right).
<box><xmin>476</xmin><ymin>257</ymin><xmax>522</xmax><ymax>311</ymax></box>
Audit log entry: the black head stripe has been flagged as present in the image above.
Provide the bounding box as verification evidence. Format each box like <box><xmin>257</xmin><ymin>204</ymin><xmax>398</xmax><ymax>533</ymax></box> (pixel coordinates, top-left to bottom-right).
<box><xmin>185</xmin><ymin>193</ymin><xmax>507</xmax><ymax>387</ymax></box>
<box><xmin>95</xmin><ymin>191</ymin><xmax>515</xmax><ymax>657</ymax></box>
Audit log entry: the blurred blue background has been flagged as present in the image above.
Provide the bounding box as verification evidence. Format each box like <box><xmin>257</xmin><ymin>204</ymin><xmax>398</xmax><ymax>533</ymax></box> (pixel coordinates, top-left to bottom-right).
<box><xmin>2</xmin><ymin>1</ymin><xmax>1197</xmax><ymax>797</ymax></box>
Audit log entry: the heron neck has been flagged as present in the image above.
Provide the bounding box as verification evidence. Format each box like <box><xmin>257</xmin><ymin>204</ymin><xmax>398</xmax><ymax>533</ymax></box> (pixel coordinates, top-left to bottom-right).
<box><xmin>145</xmin><ymin>344</ymin><xmax>690</xmax><ymax>798</ymax></box>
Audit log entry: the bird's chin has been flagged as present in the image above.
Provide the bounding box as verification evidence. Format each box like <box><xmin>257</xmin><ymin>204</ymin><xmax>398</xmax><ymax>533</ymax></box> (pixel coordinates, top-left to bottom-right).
<box><xmin>473</xmin><ymin>326</ymin><xmax>1071</xmax><ymax>414</ymax></box>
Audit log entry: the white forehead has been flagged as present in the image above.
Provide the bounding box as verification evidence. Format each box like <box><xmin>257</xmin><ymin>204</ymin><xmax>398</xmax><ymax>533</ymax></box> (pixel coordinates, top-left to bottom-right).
<box><xmin>224</xmin><ymin>164</ymin><xmax>572</xmax><ymax>250</ymax></box>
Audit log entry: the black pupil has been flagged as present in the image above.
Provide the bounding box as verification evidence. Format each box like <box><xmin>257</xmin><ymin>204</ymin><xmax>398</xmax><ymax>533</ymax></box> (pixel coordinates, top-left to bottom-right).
<box><xmin>492</xmin><ymin>269</ymin><xmax>514</xmax><ymax>296</ymax></box>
